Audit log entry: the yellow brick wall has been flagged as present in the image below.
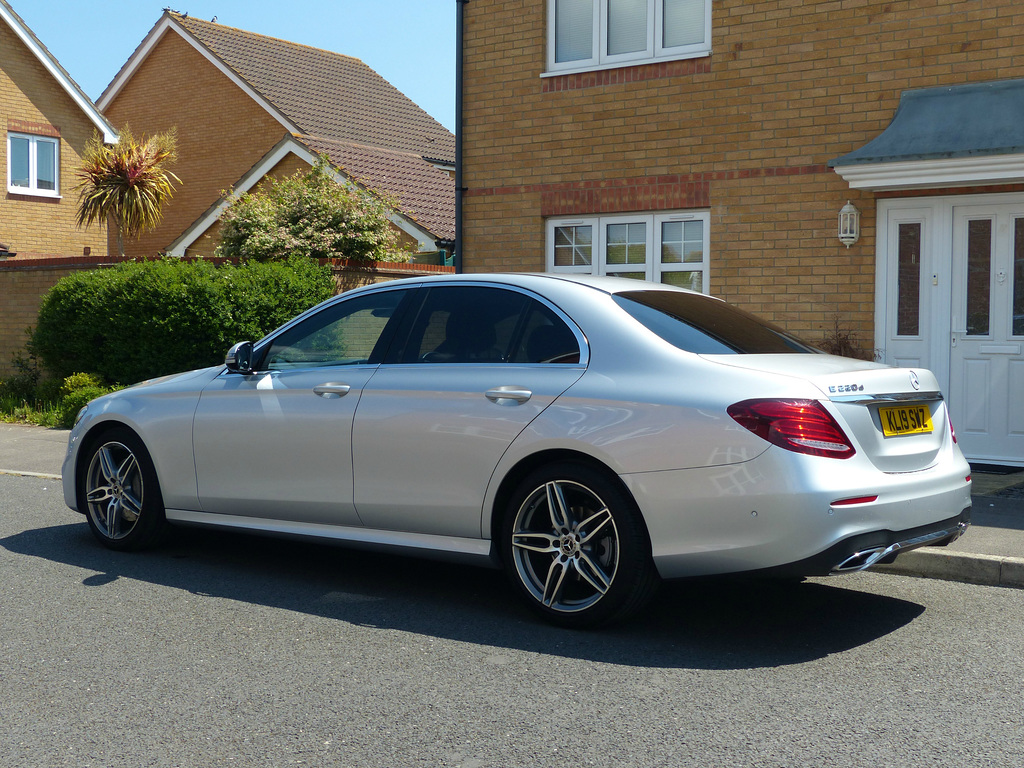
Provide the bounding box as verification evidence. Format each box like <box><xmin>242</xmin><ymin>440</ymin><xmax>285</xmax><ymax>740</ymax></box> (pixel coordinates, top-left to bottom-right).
<box><xmin>102</xmin><ymin>29</ymin><xmax>289</xmax><ymax>258</ymax></box>
<box><xmin>0</xmin><ymin>22</ymin><xmax>108</xmax><ymax>259</ymax></box>
<box><xmin>461</xmin><ymin>0</ymin><xmax>1024</xmax><ymax>343</ymax></box>
<box><xmin>0</xmin><ymin>260</ymin><xmax>95</xmax><ymax>374</ymax></box>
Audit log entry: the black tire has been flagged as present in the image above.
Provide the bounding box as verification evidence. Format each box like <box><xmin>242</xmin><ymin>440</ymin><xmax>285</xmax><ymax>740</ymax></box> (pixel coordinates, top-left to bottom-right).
<box><xmin>502</xmin><ymin>461</ymin><xmax>660</xmax><ymax>628</ymax></box>
<box><xmin>79</xmin><ymin>427</ymin><xmax>168</xmax><ymax>551</ymax></box>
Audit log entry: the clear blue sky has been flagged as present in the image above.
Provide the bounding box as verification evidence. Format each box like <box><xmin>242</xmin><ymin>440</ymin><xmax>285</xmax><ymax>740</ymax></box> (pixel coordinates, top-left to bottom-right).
<box><xmin>14</xmin><ymin>0</ymin><xmax>456</xmax><ymax>132</ymax></box>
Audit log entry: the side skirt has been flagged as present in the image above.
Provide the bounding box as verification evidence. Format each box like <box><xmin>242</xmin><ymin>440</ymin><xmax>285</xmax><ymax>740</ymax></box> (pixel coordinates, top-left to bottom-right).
<box><xmin>164</xmin><ymin>509</ymin><xmax>500</xmax><ymax>568</ymax></box>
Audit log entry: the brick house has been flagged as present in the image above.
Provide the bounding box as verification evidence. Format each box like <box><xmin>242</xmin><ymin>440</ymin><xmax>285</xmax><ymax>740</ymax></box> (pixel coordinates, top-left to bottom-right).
<box><xmin>98</xmin><ymin>11</ymin><xmax>455</xmax><ymax>260</ymax></box>
<box><xmin>458</xmin><ymin>0</ymin><xmax>1024</xmax><ymax>466</ymax></box>
<box><xmin>0</xmin><ymin>0</ymin><xmax>117</xmax><ymax>372</ymax></box>
<box><xmin>0</xmin><ymin>0</ymin><xmax>115</xmax><ymax>260</ymax></box>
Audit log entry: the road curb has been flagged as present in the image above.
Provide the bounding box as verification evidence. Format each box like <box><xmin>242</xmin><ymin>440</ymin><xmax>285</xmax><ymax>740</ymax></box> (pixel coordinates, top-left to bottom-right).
<box><xmin>0</xmin><ymin>469</ymin><xmax>62</xmax><ymax>480</ymax></box>
<box><xmin>876</xmin><ymin>548</ymin><xmax>1024</xmax><ymax>589</ymax></box>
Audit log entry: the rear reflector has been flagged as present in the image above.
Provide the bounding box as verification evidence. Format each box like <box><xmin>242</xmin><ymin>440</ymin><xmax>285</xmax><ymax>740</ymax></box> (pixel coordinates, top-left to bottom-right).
<box><xmin>831</xmin><ymin>495</ymin><xmax>878</xmax><ymax>506</ymax></box>
<box><xmin>728</xmin><ymin>399</ymin><xmax>856</xmax><ymax>459</ymax></box>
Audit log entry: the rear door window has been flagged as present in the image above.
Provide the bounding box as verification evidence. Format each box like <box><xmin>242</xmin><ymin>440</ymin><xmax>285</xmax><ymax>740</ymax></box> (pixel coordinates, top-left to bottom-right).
<box><xmin>390</xmin><ymin>285</ymin><xmax>582</xmax><ymax>364</ymax></box>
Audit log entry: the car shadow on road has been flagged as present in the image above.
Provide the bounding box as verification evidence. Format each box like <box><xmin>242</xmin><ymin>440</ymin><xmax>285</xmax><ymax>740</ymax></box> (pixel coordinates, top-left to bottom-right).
<box><xmin>1</xmin><ymin>520</ymin><xmax>925</xmax><ymax>671</ymax></box>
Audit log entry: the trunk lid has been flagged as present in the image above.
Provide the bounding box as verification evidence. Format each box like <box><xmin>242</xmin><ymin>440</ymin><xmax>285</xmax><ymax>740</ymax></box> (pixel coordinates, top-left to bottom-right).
<box><xmin>705</xmin><ymin>354</ymin><xmax>952</xmax><ymax>472</ymax></box>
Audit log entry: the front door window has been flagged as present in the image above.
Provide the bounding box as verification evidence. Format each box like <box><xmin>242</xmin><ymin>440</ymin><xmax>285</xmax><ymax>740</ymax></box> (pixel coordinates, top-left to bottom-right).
<box><xmin>965</xmin><ymin>219</ymin><xmax>992</xmax><ymax>336</ymax></box>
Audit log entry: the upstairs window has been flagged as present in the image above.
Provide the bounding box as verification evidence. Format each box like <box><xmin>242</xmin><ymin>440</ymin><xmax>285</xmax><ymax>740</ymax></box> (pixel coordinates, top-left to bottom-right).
<box><xmin>7</xmin><ymin>133</ymin><xmax>59</xmax><ymax>197</ymax></box>
<box><xmin>548</xmin><ymin>0</ymin><xmax>710</xmax><ymax>73</ymax></box>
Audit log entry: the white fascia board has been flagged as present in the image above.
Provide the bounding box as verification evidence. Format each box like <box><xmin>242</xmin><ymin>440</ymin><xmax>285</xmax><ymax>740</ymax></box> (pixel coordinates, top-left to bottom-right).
<box><xmin>97</xmin><ymin>15</ymin><xmax>298</xmax><ymax>136</ymax></box>
<box><xmin>0</xmin><ymin>3</ymin><xmax>117</xmax><ymax>142</ymax></box>
<box><xmin>169</xmin><ymin>138</ymin><xmax>437</xmax><ymax>256</ymax></box>
<box><xmin>834</xmin><ymin>153</ymin><xmax>1024</xmax><ymax>191</ymax></box>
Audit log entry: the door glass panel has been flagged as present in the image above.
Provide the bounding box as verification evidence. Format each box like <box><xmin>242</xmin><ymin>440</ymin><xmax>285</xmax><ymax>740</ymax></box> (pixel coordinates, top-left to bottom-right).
<box><xmin>509</xmin><ymin>302</ymin><xmax>581</xmax><ymax>364</ymax></box>
<box><xmin>1015</xmin><ymin>218</ymin><xmax>1024</xmax><ymax>336</ymax></box>
<box><xmin>896</xmin><ymin>222</ymin><xmax>921</xmax><ymax>336</ymax></box>
<box><xmin>606</xmin><ymin>222</ymin><xmax>646</xmax><ymax>264</ymax></box>
<box><xmin>554</xmin><ymin>225</ymin><xmax>593</xmax><ymax>266</ymax></box>
<box><xmin>401</xmin><ymin>286</ymin><xmax>529</xmax><ymax>364</ymax></box>
<box><xmin>261</xmin><ymin>290</ymin><xmax>404</xmax><ymax>369</ymax></box>
<box><xmin>556</xmin><ymin>0</ymin><xmax>594</xmax><ymax>62</ymax></box>
<box><xmin>608</xmin><ymin>0</ymin><xmax>647</xmax><ymax>55</ymax></box>
<box><xmin>966</xmin><ymin>219</ymin><xmax>992</xmax><ymax>336</ymax></box>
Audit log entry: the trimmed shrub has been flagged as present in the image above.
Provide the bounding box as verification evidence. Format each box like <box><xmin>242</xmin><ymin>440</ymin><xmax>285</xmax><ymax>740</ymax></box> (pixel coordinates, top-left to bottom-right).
<box><xmin>31</xmin><ymin>256</ymin><xmax>333</xmax><ymax>385</ymax></box>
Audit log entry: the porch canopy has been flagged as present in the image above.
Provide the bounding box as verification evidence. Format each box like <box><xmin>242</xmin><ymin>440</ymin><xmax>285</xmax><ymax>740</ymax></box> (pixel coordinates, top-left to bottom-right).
<box><xmin>830</xmin><ymin>78</ymin><xmax>1024</xmax><ymax>191</ymax></box>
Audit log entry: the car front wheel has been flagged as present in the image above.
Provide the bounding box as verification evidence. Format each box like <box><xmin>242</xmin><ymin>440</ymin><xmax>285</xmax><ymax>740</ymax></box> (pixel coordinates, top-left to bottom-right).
<box><xmin>503</xmin><ymin>462</ymin><xmax>659</xmax><ymax>628</ymax></box>
<box><xmin>80</xmin><ymin>427</ymin><xmax>167</xmax><ymax>551</ymax></box>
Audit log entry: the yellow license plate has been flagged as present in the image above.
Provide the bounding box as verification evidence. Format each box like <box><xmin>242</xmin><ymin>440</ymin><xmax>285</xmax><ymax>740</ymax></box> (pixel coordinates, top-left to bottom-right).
<box><xmin>879</xmin><ymin>404</ymin><xmax>933</xmax><ymax>437</ymax></box>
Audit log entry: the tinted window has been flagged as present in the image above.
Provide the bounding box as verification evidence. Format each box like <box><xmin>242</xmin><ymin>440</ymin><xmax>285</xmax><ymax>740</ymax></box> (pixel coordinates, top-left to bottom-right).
<box><xmin>508</xmin><ymin>302</ymin><xmax>581</xmax><ymax>363</ymax></box>
<box><xmin>260</xmin><ymin>290</ymin><xmax>405</xmax><ymax>369</ymax></box>
<box><xmin>614</xmin><ymin>290</ymin><xmax>818</xmax><ymax>354</ymax></box>
<box><xmin>394</xmin><ymin>286</ymin><xmax>581</xmax><ymax>364</ymax></box>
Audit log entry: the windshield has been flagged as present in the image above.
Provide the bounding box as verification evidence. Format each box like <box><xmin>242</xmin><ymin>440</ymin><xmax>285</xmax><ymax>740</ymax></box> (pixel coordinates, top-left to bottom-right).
<box><xmin>614</xmin><ymin>290</ymin><xmax>820</xmax><ymax>355</ymax></box>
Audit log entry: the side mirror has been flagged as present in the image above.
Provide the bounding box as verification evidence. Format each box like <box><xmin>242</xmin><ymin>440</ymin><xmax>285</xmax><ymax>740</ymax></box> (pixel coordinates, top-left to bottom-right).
<box><xmin>225</xmin><ymin>341</ymin><xmax>254</xmax><ymax>374</ymax></box>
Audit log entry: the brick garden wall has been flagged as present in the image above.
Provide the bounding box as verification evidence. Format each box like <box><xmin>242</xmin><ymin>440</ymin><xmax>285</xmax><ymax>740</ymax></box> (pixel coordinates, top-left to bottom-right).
<box><xmin>0</xmin><ymin>256</ymin><xmax>454</xmax><ymax>377</ymax></box>
<box><xmin>460</xmin><ymin>0</ymin><xmax>1024</xmax><ymax>343</ymax></box>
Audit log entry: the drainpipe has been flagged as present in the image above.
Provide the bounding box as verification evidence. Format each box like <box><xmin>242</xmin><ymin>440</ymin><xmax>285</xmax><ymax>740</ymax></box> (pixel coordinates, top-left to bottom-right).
<box><xmin>455</xmin><ymin>0</ymin><xmax>468</xmax><ymax>273</ymax></box>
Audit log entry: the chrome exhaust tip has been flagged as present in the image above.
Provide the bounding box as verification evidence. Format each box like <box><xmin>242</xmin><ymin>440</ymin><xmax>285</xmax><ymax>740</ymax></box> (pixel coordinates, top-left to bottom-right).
<box><xmin>831</xmin><ymin>520</ymin><xmax>970</xmax><ymax>575</ymax></box>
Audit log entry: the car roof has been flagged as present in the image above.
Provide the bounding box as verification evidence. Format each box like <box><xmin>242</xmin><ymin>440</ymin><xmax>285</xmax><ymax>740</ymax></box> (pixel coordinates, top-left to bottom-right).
<box><xmin>366</xmin><ymin>271</ymin><xmax>705</xmax><ymax>297</ymax></box>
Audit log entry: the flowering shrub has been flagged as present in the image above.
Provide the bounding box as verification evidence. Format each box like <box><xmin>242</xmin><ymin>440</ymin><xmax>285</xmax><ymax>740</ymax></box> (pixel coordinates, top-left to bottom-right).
<box><xmin>217</xmin><ymin>158</ymin><xmax>409</xmax><ymax>263</ymax></box>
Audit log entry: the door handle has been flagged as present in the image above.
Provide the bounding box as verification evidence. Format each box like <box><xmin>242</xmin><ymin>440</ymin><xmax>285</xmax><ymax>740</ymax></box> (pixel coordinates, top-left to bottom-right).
<box><xmin>485</xmin><ymin>386</ymin><xmax>532</xmax><ymax>405</ymax></box>
<box><xmin>313</xmin><ymin>383</ymin><xmax>352</xmax><ymax>399</ymax></box>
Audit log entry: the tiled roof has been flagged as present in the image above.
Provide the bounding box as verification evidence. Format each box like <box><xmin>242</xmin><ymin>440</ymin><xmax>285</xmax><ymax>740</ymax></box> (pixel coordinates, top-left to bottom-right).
<box><xmin>173</xmin><ymin>13</ymin><xmax>455</xmax><ymax>164</ymax></box>
<box><xmin>302</xmin><ymin>135</ymin><xmax>455</xmax><ymax>241</ymax></box>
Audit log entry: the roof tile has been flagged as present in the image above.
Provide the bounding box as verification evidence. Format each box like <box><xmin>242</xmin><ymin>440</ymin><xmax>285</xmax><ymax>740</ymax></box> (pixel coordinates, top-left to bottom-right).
<box><xmin>301</xmin><ymin>135</ymin><xmax>455</xmax><ymax>241</ymax></box>
<box><xmin>174</xmin><ymin>14</ymin><xmax>455</xmax><ymax>164</ymax></box>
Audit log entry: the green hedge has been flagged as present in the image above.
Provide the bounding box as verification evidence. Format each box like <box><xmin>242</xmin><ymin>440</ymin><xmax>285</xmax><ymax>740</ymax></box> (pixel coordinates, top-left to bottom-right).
<box><xmin>30</xmin><ymin>256</ymin><xmax>334</xmax><ymax>385</ymax></box>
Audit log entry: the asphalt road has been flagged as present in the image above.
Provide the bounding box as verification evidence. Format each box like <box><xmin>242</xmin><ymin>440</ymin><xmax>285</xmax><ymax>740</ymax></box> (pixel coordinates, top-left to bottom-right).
<box><xmin>2</xmin><ymin>474</ymin><xmax>1023</xmax><ymax>768</ymax></box>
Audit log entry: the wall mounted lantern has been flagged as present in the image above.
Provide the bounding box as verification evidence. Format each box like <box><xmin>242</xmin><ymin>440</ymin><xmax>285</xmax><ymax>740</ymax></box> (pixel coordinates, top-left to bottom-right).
<box><xmin>838</xmin><ymin>201</ymin><xmax>860</xmax><ymax>248</ymax></box>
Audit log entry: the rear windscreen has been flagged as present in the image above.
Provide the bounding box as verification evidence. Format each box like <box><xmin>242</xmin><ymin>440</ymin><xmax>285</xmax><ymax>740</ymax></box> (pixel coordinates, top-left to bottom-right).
<box><xmin>613</xmin><ymin>291</ymin><xmax>820</xmax><ymax>354</ymax></box>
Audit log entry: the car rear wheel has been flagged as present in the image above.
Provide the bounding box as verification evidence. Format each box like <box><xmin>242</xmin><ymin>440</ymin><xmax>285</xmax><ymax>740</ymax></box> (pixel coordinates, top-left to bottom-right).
<box><xmin>80</xmin><ymin>427</ymin><xmax>167</xmax><ymax>551</ymax></box>
<box><xmin>503</xmin><ymin>462</ymin><xmax>659</xmax><ymax>628</ymax></box>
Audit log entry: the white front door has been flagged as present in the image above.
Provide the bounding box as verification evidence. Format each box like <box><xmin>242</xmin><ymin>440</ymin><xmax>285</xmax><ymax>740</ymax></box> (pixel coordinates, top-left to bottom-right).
<box><xmin>948</xmin><ymin>204</ymin><xmax>1024</xmax><ymax>464</ymax></box>
<box><xmin>878</xmin><ymin>195</ymin><xmax>1024</xmax><ymax>467</ymax></box>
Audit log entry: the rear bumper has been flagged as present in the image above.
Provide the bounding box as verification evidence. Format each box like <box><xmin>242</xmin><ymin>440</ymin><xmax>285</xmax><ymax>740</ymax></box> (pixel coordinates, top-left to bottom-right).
<box><xmin>751</xmin><ymin>507</ymin><xmax>971</xmax><ymax>578</ymax></box>
<box><xmin>623</xmin><ymin>446</ymin><xmax>973</xmax><ymax>579</ymax></box>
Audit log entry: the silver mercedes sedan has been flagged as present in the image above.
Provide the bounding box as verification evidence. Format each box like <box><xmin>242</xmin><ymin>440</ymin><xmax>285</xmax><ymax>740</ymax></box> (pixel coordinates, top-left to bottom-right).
<box><xmin>63</xmin><ymin>273</ymin><xmax>972</xmax><ymax>627</ymax></box>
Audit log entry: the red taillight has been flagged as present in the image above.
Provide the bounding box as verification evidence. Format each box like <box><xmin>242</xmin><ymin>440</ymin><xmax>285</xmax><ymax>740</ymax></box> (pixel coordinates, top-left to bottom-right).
<box><xmin>948</xmin><ymin>414</ymin><xmax>958</xmax><ymax>444</ymax></box>
<box><xmin>727</xmin><ymin>399</ymin><xmax>856</xmax><ymax>459</ymax></box>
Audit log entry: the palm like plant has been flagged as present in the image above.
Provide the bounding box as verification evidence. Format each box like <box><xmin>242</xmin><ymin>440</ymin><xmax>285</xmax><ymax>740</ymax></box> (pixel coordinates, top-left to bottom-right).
<box><xmin>75</xmin><ymin>127</ymin><xmax>181</xmax><ymax>257</ymax></box>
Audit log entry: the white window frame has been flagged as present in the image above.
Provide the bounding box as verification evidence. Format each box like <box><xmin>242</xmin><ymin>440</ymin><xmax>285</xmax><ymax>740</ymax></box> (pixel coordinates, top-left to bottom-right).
<box><xmin>7</xmin><ymin>132</ymin><xmax>60</xmax><ymax>198</ymax></box>
<box><xmin>546</xmin><ymin>210</ymin><xmax>711</xmax><ymax>292</ymax></box>
<box><xmin>546</xmin><ymin>0</ymin><xmax>711</xmax><ymax>75</ymax></box>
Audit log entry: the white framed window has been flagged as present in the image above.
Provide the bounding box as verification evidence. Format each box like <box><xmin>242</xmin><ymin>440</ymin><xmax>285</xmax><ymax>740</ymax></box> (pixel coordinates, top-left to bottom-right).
<box><xmin>547</xmin><ymin>0</ymin><xmax>710</xmax><ymax>74</ymax></box>
<box><xmin>547</xmin><ymin>211</ymin><xmax>710</xmax><ymax>291</ymax></box>
<box><xmin>7</xmin><ymin>133</ymin><xmax>59</xmax><ymax>197</ymax></box>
